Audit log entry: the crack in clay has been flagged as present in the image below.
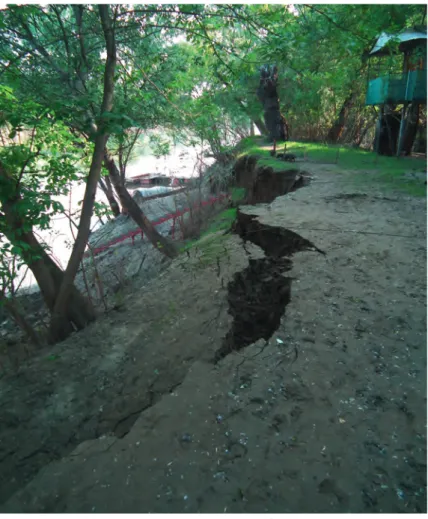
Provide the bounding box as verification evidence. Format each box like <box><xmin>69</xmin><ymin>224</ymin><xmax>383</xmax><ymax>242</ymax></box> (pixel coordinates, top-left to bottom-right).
<box><xmin>113</xmin><ymin>381</ymin><xmax>182</xmax><ymax>438</ymax></box>
<box><xmin>214</xmin><ymin>210</ymin><xmax>324</xmax><ymax>363</ymax></box>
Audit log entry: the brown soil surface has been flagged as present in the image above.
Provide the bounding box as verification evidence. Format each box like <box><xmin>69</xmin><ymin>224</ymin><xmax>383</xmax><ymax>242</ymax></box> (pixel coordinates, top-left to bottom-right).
<box><xmin>0</xmin><ymin>163</ymin><xmax>426</xmax><ymax>513</ymax></box>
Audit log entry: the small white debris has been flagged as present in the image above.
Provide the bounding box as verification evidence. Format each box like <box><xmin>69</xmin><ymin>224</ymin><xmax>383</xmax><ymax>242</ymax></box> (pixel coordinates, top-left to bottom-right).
<box><xmin>276</xmin><ymin>338</ymin><xmax>284</xmax><ymax>344</ymax></box>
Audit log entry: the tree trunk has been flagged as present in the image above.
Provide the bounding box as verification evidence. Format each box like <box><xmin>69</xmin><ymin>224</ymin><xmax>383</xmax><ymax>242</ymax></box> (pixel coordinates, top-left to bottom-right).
<box><xmin>49</xmin><ymin>5</ymin><xmax>117</xmax><ymax>342</ymax></box>
<box><xmin>413</xmin><ymin>114</ymin><xmax>427</xmax><ymax>154</ymax></box>
<box><xmin>98</xmin><ymin>176</ymin><xmax>120</xmax><ymax>217</ymax></box>
<box><xmin>1</xmin><ymin>202</ymin><xmax>96</xmax><ymax>336</ymax></box>
<box><xmin>0</xmin><ymin>158</ymin><xmax>96</xmax><ymax>338</ymax></box>
<box><xmin>402</xmin><ymin>103</ymin><xmax>420</xmax><ymax>156</ymax></box>
<box><xmin>356</xmin><ymin>119</ymin><xmax>375</xmax><ymax>147</ymax></box>
<box><xmin>327</xmin><ymin>92</ymin><xmax>357</xmax><ymax>143</ymax></box>
<box><xmin>213</xmin><ymin>70</ymin><xmax>268</xmax><ymax>137</ymax></box>
<box><xmin>103</xmin><ymin>150</ymin><xmax>178</xmax><ymax>259</ymax></box>
<box><xmin>257</xmin><ymin>65</ymin><xmax>288</xmax><ymax>143</ymax></box>
<box><xmin>50</xmin><ymin>133</ymin><xmax>108</xmax><ymax>341</ymax></box>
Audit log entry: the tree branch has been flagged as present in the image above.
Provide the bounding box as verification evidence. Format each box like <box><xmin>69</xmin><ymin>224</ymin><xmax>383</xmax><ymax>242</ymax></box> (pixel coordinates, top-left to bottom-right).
<box><xmin>52</xmin><ymin>5</ymin><xmax>71</xmax><ymax>68</ymax></box>
<box><xmin>303</xmin><ymin>5</ymin><xmax>370</xmax><ymax>44</ymax></box>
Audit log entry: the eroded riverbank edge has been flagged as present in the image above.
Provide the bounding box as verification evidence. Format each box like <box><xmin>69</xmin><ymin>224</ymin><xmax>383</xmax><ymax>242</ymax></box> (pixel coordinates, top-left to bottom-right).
<box><xmin>1</xmin><ymin>162</ymin><xmax>426</xmax><ymax>513</ymax></box>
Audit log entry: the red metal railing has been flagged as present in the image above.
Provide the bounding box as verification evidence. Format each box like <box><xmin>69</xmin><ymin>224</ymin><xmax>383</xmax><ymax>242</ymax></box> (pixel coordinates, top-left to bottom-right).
<box><xmin>84</xmin><ymin>193</ymin><xmax>230</xmax><ymax>258</ymax></box>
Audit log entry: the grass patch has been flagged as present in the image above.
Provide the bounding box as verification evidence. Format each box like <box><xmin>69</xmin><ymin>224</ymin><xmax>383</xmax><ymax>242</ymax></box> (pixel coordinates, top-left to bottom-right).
<box><xmin>180</xmin><ymin>207</ymin><xmax>236</xmax><ymax>256</ymax></box>
<box><xmin>231</xmin><ymin>186</ymin><xmax>246</xmax><ymax>203</ymax></box>
<box><xmin>237</xmin><ymin>137</ymin><xmax>298</xmax><ymax>172</ymax></box>
<box><xmin>237</xmin><ymin>136</ymin><xmax>426</xmax><ymax>197</ymax></box>
<box><xmin>180</xmin><ymin>231</ymin><xmax>231</xmax><ymax>269</ymax></box>
<box><xmin>258</xmin><ymin>157</ymin><xmax>299</xmax><ymax>172</ymax></box>
<box><xmin>203</xmin><ymin>207</ymin><xmax>237</xmax><ymax>236</ymax></box>
<box><xmin>352</xmin><ymin>167</ymin><xmax>427</xmax><ymax>197</ymax></box>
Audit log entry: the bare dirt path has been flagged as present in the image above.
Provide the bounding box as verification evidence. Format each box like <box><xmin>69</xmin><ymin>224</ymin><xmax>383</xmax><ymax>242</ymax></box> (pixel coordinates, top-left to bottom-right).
<box><xmin>0</xmin><ymin>163</ymin><xmax>426</xmax><ymax>513</ymax></box>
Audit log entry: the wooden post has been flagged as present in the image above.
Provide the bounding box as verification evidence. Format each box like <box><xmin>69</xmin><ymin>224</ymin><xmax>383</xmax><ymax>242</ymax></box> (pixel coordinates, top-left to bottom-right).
<box><xmin>397</xmin><ymin>102</ymin><xmax>409</xmax><ymax>158</ymax></box>
<box><xmin>374</xmin><ymin>104</ymin><xmax>384</xmax><ymax>154</ymax></box>
<box><xmin>397</xmin><ymin>70</ymin><xmax>412</xmax><ymax>158</ymax></box>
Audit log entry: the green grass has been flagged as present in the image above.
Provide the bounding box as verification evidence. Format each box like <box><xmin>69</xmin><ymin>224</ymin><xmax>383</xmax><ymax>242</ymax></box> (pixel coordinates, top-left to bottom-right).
<box><xmin>203</xmin><ymin>207</ymin><xmax>236</xmax><ymax>236</ymax></box>
<box><xmin>231</xmin><ymin>186</ymin><xmax>246</xmax><ymax>202</ymax></box>
<box><xmin>180</xmin><ymin>231</ymin><xmax>231</xmax><ymax>269</ymax></box>
<box><xmin>180</xmin><ymin>207</ymin><xmax>236</xmax><ymax>256</ymax></box>
<box><xmin>237</xmin><ymin>136</ymin><xmax>426</xmax><ymax>197</ymax></box>
<box><xmin>237</xmin><ymin>137</ymin><xmax>299</xmax><ymax>172</ymax></box>
<box><xmin>258</xmin><ymin>157</ymin><xmax>299</xmax><ymax>172</ymax></box>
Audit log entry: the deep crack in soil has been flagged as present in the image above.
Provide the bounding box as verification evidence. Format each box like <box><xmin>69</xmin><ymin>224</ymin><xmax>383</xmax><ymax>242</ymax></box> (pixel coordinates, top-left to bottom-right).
<box><xmin>234</xmin><ymin>210</ymin><xmax>325</xmax><ymax>258</ymax></box>
<box><xmin>214</xmin><ymin>257</ymin><xmax>292</xmax><ymax>362</ymax></box>
<box><xmin>214</xmin><ymin>210</ymin><xmax>325</xmax><ymax>362</ymax></box>
<box><xmin>233</xmin><ymin>154</ymin><xmax>311</xmax><ymax>204</ymax></box>
<box><xmin>0</xmin><ymin>166</ymin><xmax>313</xmax><ymax>505</ymax></box>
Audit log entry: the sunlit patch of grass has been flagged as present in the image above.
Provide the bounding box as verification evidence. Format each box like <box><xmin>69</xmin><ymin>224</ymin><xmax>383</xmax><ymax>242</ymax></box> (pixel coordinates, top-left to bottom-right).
<box><xmin>237</xmin><ymin>136</ymin><xmax>426</xmax><ymax>197</ymax></box>
<box><xmin>237</xmin><ymin>138</ymin><xmax>302</xmax><ymax>172</ymax></box>
<box><xmin>257</xmin><ymin>157</ymin><xmax>301</xmax><ymax>172</ymax></box>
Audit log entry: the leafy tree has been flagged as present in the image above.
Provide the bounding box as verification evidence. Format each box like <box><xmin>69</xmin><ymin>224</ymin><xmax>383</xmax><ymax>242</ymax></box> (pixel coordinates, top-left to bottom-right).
<box><xmin>256</xmin><ymin>4</ymin><xmax>426</xmax><ymax>144</ymax></box>
<box><xmin>0</xmin><ymin>5</ymin><xmax>119</xmax><ymax>341</ymax></box>
<box><xmin>0</xmin><ymin>89</ymin><xmax>96</xmax><ymax>337</ymax></box>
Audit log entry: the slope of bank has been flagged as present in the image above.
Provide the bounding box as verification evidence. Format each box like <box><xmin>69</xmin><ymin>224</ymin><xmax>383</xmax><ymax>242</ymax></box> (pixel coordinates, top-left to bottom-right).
<box><xmin>0</xmin><ymin>158</ymin><xmax>426</xmax><ymax>513</ymax></box>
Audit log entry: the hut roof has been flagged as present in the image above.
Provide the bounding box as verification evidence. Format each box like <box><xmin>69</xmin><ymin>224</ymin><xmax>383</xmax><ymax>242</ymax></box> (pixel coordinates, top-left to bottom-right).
<box><xmin>369</xmin><ymin>29</ymin><xmax>427</xmax><ymax>56</ymax></box>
